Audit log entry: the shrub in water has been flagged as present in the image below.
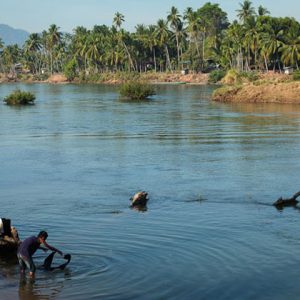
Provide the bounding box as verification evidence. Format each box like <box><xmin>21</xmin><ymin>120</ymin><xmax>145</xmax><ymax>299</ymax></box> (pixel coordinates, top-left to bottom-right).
<box><xmin>3</xmin><ymin>89</ymin><xmax>36</xmax><ymax>105</ymax></box>
<box><xmin>119</xmin><ymin>81</ymin><xmax>155</xmax><ymax>100</ymax></box>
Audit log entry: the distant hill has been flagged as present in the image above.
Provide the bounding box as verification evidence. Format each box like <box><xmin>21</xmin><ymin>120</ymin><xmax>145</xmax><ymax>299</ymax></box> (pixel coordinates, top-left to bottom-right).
<box><xmin>0</xmin><ymin>24</ymin><xmax>30</xmax><ymax>46</ymax></box>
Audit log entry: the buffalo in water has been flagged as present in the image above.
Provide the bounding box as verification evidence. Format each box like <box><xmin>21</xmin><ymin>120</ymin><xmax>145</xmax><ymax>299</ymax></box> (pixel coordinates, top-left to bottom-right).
<box><xmin>273</xmin><ymin>191</ymin><xmax>300</xmax><ymax>209</ymax></box>
<box><xmin>130</xmin><ymin>191</ymin><xmax>149</xmax><ymax>210</ymax></box>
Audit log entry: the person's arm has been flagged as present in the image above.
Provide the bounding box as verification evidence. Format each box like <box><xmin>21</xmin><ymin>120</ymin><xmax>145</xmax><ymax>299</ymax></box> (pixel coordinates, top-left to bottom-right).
<box><xmin>42</xmin><ymin>240</ymin><xmax>63</xmax><ymax>256</ymax></box>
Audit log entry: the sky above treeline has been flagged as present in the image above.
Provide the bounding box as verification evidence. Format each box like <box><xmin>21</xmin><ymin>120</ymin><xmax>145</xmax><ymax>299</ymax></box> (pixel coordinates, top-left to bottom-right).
<box><xmin>2</xmin><ymin>0</ymin><xmax>300</xmax><ymax>33</ymax></box>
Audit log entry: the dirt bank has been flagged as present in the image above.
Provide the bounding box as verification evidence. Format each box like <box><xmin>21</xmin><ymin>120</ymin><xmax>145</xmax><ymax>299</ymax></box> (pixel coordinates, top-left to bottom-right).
<box><xmin>0</xmin><ymin>72</ymin><xmax>209</xmax><ymax>85</ymax></box>
<box><xmin>213</xmin><ymin>73</ymin><xmax>300</xmax><ymax>104</ymax></box>
<box><xmin>140</xmin><ymin>72</ymin><xmax>209</xmax><ymax>84</ymax></box>
<box><xmin>46</xmin><ymin>74</ymin><xmax>68</xmax><ymax>83</ymax></box>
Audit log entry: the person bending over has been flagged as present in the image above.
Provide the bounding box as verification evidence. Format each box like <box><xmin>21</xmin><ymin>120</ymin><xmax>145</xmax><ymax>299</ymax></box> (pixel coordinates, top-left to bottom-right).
<box><xmin>17</xmin><ymin>230</ymin><xmax>63</xmax><ymax>277</ymax></box>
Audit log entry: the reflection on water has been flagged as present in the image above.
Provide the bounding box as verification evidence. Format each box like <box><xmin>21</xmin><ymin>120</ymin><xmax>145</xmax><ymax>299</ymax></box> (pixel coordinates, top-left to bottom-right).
<box><xmin>1</xmin><ymin>83</ymin><xmax>300</xmax><ymax>299</ymax></box>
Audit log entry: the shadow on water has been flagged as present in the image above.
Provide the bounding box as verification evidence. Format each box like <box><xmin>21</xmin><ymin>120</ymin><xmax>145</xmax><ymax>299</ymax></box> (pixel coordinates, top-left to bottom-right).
<box><xmin>18</xmin><ymin>275</ymin><xmax>66</xmax><ymax>300</ymax></box>
<box><xmin>118</xmin><ymin>97</ymin><xmax>155</xmax><ymax>104</ymax></box>
<box><xmin>0</xmin><ymin>253</ymin><xmax>18</xmax><ymax>281</ymax></box>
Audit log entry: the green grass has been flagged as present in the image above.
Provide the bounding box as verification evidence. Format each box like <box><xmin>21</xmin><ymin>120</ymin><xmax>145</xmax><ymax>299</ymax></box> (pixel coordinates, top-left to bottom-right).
<box><xmin>293</xmin><ymin>70</ymin><xmax>300</xmax><ymax>81</ymax></box>
<box><xmin>208</xmin><ymin>70</ymin><xmax>226</xmax><ymax>83</ymax></box>
<box><xmin>3</xmin><ymin>89</ymin><xmax>36</xmax><ymax>105</ymax></box>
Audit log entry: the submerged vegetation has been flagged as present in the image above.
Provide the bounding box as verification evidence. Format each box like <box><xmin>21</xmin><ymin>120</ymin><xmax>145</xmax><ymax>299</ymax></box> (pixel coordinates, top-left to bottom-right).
<box><xmin>3</xmin><ymin>90</ymin><xmax>35</xmax><ymax>105</ymax></box>
<box><xmin>0</xmin><ymin>1</ymin><xmax>299</xmax><ymax>82</ymax></box>
<box><xmin>119</xmin><ymin>81</ymin><xmax>155</xmax><ymax>100</ymax></box>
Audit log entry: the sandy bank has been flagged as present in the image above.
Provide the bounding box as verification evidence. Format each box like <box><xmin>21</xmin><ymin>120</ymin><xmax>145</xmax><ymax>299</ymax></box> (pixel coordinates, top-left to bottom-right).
<box><xmin>46</xmin><ymin>74</ymin><xmax>68</xmax><ymax>83</ymax></box>
<box><xmin>213</xmin><ymin>72</ymin><xmax>300</xmax><ymax>104</ymax></box>
<box><xmin>140</xmin><ymin>72</ymin><xmax>209</xmax><ymax>84</ymax></box>
<box><xmin>213</xmin><ymin>81</ymin><xmax>300</xmax><ymax>104</ymax></box>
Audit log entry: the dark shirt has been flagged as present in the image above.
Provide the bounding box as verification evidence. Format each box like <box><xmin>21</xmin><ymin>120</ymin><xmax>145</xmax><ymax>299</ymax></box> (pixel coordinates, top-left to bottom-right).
<box><xmin>17</xmin><ymin>236</ymin><xmax>40</xmax><ymax>258</ymax></box>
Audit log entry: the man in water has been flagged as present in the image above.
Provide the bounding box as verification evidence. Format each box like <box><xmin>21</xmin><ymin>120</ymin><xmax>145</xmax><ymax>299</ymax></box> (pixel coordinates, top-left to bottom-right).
<box><xmin>17</xmin><ymin>231</ymin><xmax>63</xmax><ymax>277</ymax></box>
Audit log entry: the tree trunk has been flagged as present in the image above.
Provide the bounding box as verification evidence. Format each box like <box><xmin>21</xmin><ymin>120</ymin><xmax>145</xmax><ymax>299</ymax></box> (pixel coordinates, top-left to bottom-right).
<box><xmin>153</xmin><ymin>48</ymin><xmax>157</xmax><ymax>72</ymax></box>
<box><xmin>263</xmin><ymin>54</ymin><xmax>268</xmax><ymax>71</ymax></box>
<box><xmin>122</xmin><ymin>41</ymin><xmax>135</xmax><ymax>71</ymax></box>
<box><xmin>164</xmin><ymin>44</ymin><xmax>172</xmax><ymax>72</ymax></box>
<box><xmin>175</xmin><ymin>33</ymin><xmax>180</xmax><ymax>69</ymax></box>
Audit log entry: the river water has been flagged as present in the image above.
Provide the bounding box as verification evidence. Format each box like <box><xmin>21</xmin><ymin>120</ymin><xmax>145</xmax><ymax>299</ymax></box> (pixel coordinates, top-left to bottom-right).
<box><xmin>1</xmin><ymin>83</ymin><xmax>300</xmax><ymax>299</ymax></box>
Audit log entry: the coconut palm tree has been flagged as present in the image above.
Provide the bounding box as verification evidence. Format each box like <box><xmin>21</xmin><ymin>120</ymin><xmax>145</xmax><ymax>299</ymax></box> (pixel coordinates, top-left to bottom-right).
<box><xmin>244</xmin><ymin>16</ymin><xmax>259</xmax><ymax>70</ymax></box>
<box><xmin>23</xmin><ymin>33</ymin><xmax>42</xmax><ymax>73</ymax></box>
<box><xmin>184</xmin><ymin>10</ymin><xmax>202</xmax><ymax>57</ymax></box>
<box><xmin>155</xmin><ymin>19</ymin><xmax>172</xmax><ymax>71</ymax></box>
<box><xmin>260</xmin><ymin>22</ymin><xmax>284</xmax><ymax>71</ymax></box>
<box><xmin>71</xmin><ymin>26</ymin><xmax>89</xmax><ymax>73</ymax></box>
<box><xmin>280</xmin><ymin>25</ymin><xmax>300</xmax><ymax>69</ymax></box>
<box><xmin>176</xmin><ymin>21</ymin><xmax>187</xmax><ymax>61</ymax></box>
<box><xmin>221</xmin><ymin>21</ymin><xmax>245</xmax><ymax>70</ymax></box>
<box><xmin>105</xmin><ymin>28</ymin><xmax>125</xmax><ymax>71</ymax></box>
<box><xmin>236</xmin><ymin>0</ymin><xmax>256</xmax><ymax>24</ymax></box>
<box><xmin>183</xmin><ymin>7</ymin><xmax>194</xmax><ymax>20</ymax></box>
<box><xmin>1</xmin><ymin>44</ymin><xmax>20</xmax><ymax>73</ymax></box>
<box><xmin>113</xmin><ymin>12</ymin><xmax>125</xmax><ymax>30</ymax></box>
<box><xmin>167</xmin><ymin>6</ymin><xmax>182</xmax><ymax>67</ymax></box>
<box><xmin>46</xmin><ymin>24</ymin><xmax>62</xmax><ymax>74</ymax></box>
<box><xmin>85</xmin><ymin>33</ymin><xmax>103</xmax><ymax>72</ymax></box>
<box><xmin>112</xmin><ymin>13</ymin><xmax>135</xmax><ymax>71</ymax></box>
<box><xmin>0</xmin><ymin>37</ymin><xmax>4</xmax><ymax>72</ymax></box>
<box><xmin>258</xmin><ymin>5</ymin><xmax>270</xmax><ymax>16</ymax></box>
<box><xmin>24</xmin><ymin>33</ymin><xmax>42</xmax><ymax>52</ymax></box>
<box><xmin>138</xmin><ymin>25</ymin><xmax>159</xmax><ymax>72</ymax></box>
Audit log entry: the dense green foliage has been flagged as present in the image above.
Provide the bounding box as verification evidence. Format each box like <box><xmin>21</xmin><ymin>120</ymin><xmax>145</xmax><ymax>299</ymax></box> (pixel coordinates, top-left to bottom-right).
<box><xmin>293</xmin><ymin>70</ymin><xmax>300</xmax><ymax>81</ymax></box>
<box><xmin>64</xmin><ymin>59</ymin><xmax>77</xmax><ymax>81</ymax></box>
<box><xmin>3</xmin><ymin>89</ymin><xmax>35</xmax><ymax>105</ymax></box>
<box><xmin>119</xmin><ymin>81</ymin><xmax>155</xmax><ymax>100</ymax></box>
<box><xmin>208</xmin><ymin>70</ymin><xmax>226</xmax><ymax>83</ymax></box>
<box><xmin>0</xmin><ymin>1</ymin><xmax>299</xmax><ymax>78</ymax></box>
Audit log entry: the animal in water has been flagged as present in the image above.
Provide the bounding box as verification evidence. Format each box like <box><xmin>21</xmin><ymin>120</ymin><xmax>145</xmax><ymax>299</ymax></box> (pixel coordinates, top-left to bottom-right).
<box><xmin>130</xmin><ymin>191</ymin><xmax>149</xmax><ymax>207</ymax></box>
<box><xmin>42</xmin><ymin>252</ymin><xmax>71</xmax><ymax>271</ymax></box>
<box><xmin>273</xmin><ymin>191</ymin><xmax>300</xmax><ymax>208</ymax></box>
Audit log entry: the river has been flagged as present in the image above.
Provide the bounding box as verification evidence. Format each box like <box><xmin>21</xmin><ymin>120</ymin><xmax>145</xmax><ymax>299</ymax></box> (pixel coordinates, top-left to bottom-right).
<box><xmin>1</xmin><ymin>83</ymin><xmax>300</xmax><ymax>299</ymax></box>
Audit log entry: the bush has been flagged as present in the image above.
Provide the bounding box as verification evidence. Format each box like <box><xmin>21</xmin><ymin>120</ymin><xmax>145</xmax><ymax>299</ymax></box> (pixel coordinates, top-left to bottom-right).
<box><xmin>221</xmin><ymin>70</ymin><xmax>259</xmax><ymax>84</ymax></box>
<box><xmin>221</xmin><ymin>69</ymin><xmax>240</xmax><ymax>84</ymax></box>
<box><xmin>64</xmin><ymin>59</ymin><xmax>77</xmax><ymax>81</ymax></box>
<box><xmin>33</xmin><ymin>73</ymin><xmax>49</xmax><ymax>81</ymax></box>
<box><xmin>239</xmin><ymin>71</ymin><xmax>259</xmax><ymax>82</ymax></box>
<box><xmin>293</xmin><ymin>70</ymin><xmax>300</xmax><ymax>81</ymax></box>
<box><xmin>208</xmin><ymin>70</ymin><xmax>226</xmax><ymax>83</ymax></box>
<box><xmin>119</xmin><ymin>81</ymin><xmax>155</xmax><ymax>100</ymax></box>
<box><xmin>4</xmin><ymin>89</ymin><xmax>35</xmax><ymax>105</ymax></box>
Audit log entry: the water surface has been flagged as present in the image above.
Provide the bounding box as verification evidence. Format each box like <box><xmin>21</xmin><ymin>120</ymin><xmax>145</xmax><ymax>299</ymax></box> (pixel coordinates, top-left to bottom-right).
<box><xmin>1</xmin><ymin>83</ymin><xmax>300</xmax><ymax>299</ymax></box>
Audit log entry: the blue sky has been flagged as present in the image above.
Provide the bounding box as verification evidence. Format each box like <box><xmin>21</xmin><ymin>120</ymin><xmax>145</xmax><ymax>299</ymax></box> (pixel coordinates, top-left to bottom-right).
<box><xmin>1</xmin><ymin>0</ymin><xmax>300</xmax><ymax>33</ymax></box>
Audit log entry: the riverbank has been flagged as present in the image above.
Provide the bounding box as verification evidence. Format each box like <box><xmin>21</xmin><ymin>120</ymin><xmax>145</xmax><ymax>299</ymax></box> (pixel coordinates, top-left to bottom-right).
<box><xmin>0</xmin><ymin>72</ymin><xmax>209</xmax><ymax>85</ymax></box>
<box><xmin>212</xmin><ymin>72</ymin><xmax>300</xmax><ymax>104</ymax></box>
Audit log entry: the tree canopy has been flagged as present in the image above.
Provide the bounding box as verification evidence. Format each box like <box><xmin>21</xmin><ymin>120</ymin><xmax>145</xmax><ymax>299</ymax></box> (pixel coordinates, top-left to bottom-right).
<box><xmin>0</xmin><ymin>1</ymin><xmax>299</xmax><ymax>77</ymax></box>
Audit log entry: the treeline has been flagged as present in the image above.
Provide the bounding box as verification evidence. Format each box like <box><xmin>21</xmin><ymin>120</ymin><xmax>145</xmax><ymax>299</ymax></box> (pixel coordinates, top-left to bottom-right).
<box><xmin>0</xmin><ymin>0</ymin><xmax>299</xmax><ymax>79</ymax></box>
